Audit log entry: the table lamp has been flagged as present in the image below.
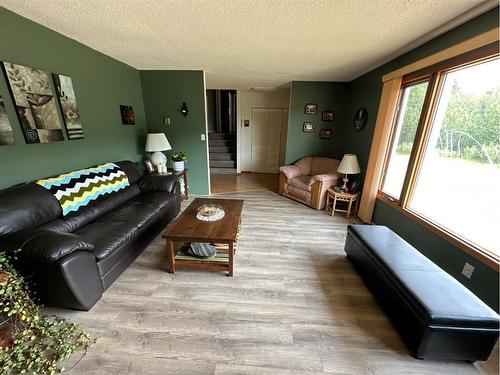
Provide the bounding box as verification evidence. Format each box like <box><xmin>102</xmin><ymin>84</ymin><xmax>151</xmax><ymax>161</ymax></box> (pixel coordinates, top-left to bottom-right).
<box><xmin>337</xmin><ymin>154</ymin><xmax>360</xmax><ymax>191</ymax></box>
<box><xmin>145</xmin><ymin>133</ymin><xmax>171</xmax><ymax>166</ymax></box>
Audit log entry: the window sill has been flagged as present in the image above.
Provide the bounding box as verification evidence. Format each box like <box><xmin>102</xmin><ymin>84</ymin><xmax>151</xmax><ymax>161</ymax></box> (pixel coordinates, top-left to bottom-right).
<box><xmin>376</xmin><ymin>192</ymin><xmax>499</xmax><ymax>272</ymax></box>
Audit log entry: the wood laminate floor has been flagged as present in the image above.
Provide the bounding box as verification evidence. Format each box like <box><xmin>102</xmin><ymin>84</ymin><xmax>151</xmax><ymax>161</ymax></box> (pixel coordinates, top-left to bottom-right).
<box><xmin>210</xmin><ymin>172</ymin><xmax>278</xmax><ymax>194</ymax></box>
<box><xmin>52</xmin><ymin>190</ymin><xmax>498</xmax><ymax>374</ymax></box>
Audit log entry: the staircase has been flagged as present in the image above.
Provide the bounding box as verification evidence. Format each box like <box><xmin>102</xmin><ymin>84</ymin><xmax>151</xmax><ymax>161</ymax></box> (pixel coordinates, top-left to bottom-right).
<box><xmin>209</xmin><ymin>132</ymin><xmax>237</xmax><ymax>174</ymax></box>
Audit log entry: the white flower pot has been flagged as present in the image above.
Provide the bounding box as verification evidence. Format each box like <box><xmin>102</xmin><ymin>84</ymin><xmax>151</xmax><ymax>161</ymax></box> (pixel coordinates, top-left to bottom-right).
<box><xmin>173</xmin><ymin>161</ymin><xmax>185</xmax><ymax>172</ymax></box>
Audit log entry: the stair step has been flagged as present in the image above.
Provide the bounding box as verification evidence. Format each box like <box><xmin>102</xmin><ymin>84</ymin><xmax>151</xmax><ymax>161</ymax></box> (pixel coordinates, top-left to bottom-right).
<box><xmin>210</xmin><ymin>160</ymin><xmax>236</xmax><ymax>168</ymax></box>
<box><xmin>210</xmin><ymin>146</ymin><xmax>236</xmax><ymax>153</ymax></box>
<box><xmin>209</xmin><ymin>139</ymin><xmax>236</xmax><ymax>147</ymax></box>
<box><xmin>208</xmin><ymin>132</ymin><xmax>236</xmax><ymax>140</ymax></box>
<box><xmin>210</xmin><ymin>153</ymin><xmax>236</xmax><ymax>161</ymax></box>
<box><xmin>210</xmin><ymin>167</ymin><xmax>237</xmax><ymax>175</ymax></box>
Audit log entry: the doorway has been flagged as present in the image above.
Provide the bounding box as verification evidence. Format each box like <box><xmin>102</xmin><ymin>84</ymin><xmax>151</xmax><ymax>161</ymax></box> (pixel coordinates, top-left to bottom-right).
<box><xmin>206</xmin><ymin>89</ymin><xmax>237</xmax><ymax>175</ymax></box>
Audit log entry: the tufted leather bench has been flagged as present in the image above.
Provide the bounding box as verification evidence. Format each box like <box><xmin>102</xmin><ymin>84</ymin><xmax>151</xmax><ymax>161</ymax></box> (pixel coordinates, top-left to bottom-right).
<box><xmin>344</xmin><ymin>224</ymin><xmax>499</xmax><ymax>361</ymax></box>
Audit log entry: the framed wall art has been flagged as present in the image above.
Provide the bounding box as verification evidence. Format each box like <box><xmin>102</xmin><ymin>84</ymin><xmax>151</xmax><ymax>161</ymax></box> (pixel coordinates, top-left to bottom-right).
<box><xmin>52</xmin><ymin>73</ymin><xmax>84</xmax><ymax>140</ymax></box>
<box><xmin>319</xmin><ymin>128</ymin><xmax>332</xmax><ymax>139</ymax></box>
<box><xmin>3</xmin><ymin>62</ymin><xmax>64</xmax><ymax>144</ymax></box>
<box><xmin>0</xmin><ymin>93</ymin><xmax>14</xmax><ymax>145</ymax></box>
<box><xmin>322</xmin><ymin>111</ymin><xmax>334</xmax><ymax>121</ymax></box>
<box><xmin>303</xmin><ymin>122</ymin><xmax>315</xmax><ymax>133</ymax></box>
<box><xmin>304</xmin><ymin>103</ymin><xmax>317</xmax><ymax>114</ymax></box>
<box><xmin>120</xmin><ymin>105</ymin><xmax>135</xmax><ymax>125</ymax></box>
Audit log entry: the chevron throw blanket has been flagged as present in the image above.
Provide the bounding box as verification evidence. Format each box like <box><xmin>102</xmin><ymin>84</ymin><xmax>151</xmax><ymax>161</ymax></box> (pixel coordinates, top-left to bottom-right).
<box><xmin>36</xmin><ymin>162</ymin><xmax>130</xmax><ymax>216</ymax></box>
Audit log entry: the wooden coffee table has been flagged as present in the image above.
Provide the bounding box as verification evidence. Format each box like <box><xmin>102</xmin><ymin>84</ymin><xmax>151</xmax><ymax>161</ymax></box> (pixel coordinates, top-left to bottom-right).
<box><xmin>161</xmin><ymin>198</ymin><xmax>244</xmax><ymax>276</ymax></box>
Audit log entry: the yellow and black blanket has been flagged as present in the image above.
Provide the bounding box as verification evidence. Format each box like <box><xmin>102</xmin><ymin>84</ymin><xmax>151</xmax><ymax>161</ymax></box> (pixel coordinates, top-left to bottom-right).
<box><xmin>36</xmin><ymin>162</ymin><xmax>130</xmax><ymax>216</ymax></box>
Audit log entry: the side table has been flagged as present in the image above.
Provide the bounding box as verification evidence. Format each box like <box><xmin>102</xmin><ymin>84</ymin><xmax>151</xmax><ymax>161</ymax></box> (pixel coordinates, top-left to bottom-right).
<box><xmin>155</xmin><ymin>169</ymin><xmax>188</xmax><ymax>200</ymax></box>
<box><xmin>168</xmin><ymin>168</ymin><xmax>188</xmax><ymax>200</ymax></box>
<box><xmin>325</xmin><ymin>188</ymin><xmax>359</xmax><ymax>218</ymax></box>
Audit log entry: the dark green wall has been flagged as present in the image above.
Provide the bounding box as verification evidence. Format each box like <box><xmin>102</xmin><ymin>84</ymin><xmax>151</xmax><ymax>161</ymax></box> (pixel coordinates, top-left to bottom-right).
<box><xmin>286</xmin><ymin>81</ymin><xmax>348</xmax><ymax>164</ymax></box>
<box><xmin>140</xmin><ymin>71</ymin><xmax>209</xmax><ymax>195</ymax></box>
<box><xmin>347</xmin><ymin>7</ymin><xmax>499</xmax><ymax>311</ymax></box>
<box><xmin>0</xmin><ymin>7</ymin><xmax>147</xmax><ymax>188</ymax></box>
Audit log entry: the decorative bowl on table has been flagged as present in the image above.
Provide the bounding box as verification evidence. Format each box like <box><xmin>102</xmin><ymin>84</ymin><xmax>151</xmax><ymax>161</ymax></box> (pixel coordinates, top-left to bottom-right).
<box><xmin>196</xmin><ymin>204</ymin><xmax>225</xmax><ymax>222</ymax></box>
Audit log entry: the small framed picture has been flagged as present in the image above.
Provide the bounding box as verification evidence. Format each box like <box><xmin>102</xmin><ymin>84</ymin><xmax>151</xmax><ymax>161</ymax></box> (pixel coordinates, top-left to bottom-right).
<box><xmin>304</xmin><ymin>103</ymin><xmax>317</xmax><ymax>114</ymax></box>
<box><xmin>120</xmin><ymin>105</ymin><xmax>135</xmax><ymax>125</ymax></box>
<box><xmin>322</xmin><ymin>111</ymin><xmax>335</xmax><ymax>121</ymax></box>
<box><xmin>144</xmin><ymin>159</ymin><xmax>155</xmax><ymax>174</ymax></box>
<box><xmin>319</xmin><ymin>128</ymin><xmax>332</xmax><ymax>139</ymax></box>
<box><xmin>303</xmin><ymin>122</ymin><xmax>315</xmax><ymax>133</ymax></box>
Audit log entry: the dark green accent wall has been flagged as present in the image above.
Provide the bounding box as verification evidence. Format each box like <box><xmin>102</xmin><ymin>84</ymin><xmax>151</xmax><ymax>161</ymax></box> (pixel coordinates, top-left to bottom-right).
<box><xmin>140</xmin><ymin>71</ymin><xmax>209</xmax><ymax>195</ymax></box>
<box><xmin>0</xmin><ymin>7</ymin><xmax>147</xmax><ymax>189</ymax></box>
<box><xmin>346</xmin><ymin>7</ymin><xmax>499</xmax><ymax>311</ymax></box>
<box><xmin>286</xmin><ymin>81</ymin><xmax>348</xmax><ymax>164</ymax></box>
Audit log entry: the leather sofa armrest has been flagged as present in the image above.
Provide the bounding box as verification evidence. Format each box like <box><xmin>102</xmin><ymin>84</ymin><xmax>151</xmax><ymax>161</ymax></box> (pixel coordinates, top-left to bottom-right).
<box><xmin>279</xmin><ymin>165</ymin><xmax>302</xmax><ymax>179</ymax></box>
<box><xmin>17</xmin><ymin>230</ymin><xmax>94</xmax><ymax>264</ymax></box>
<box><xmin>313</xmin><ymin>173</ymin><xmax>339</xmax><ymax>182</ymax></box>
<box><xmin>139</xmin><ymin>174</ymin><xmax>177</xmax><ymax>193</ymax></box>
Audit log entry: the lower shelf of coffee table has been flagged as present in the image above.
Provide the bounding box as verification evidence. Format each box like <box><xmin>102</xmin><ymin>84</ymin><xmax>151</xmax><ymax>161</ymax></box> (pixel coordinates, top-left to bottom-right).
<box><xmin>173</xmin><ymin>242</ymin><xmax>237</xmax><ymax>271</ymax></box>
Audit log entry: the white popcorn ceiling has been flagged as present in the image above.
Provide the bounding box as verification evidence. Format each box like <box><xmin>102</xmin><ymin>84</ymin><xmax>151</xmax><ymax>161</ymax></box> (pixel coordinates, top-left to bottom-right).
<box><xmin>0</xmin><ymin>0</ymin><xmax>492</xmax><ymax>90</ymax></box>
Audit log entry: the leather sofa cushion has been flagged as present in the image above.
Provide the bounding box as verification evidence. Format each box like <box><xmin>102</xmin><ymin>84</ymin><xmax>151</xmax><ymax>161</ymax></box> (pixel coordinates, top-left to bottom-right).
<box><xmin>0</xmin><ymin>183</ymin><xmax>61</xmax><ymax>236</ymax></box>
<box><xmin>97</xmin><ymin>192</ymin><xmax>176</xmax><ymax>227</ymax></box>
<box><xmin>76</xmin><ymin>222</ymin><xmax>139</xmax><ymax>260</ymax></box>
<box><xmin>18</xmin><ymin>229</ymin><xmax>94</xmax><ymax>263</ymax></box>
<box><xmin>349</xmin><ymin>225</ymin><xmax>499</xmax><ymax>329</ymax></box>
<box><xmin>77</xmin><ymin>192</ymin><xmax>176</xmax><ymax>260</ymax></box>
<box><xmin>40</xmin><ymin>184</ymin><xmax>141</xmax><ymax>233</ymax></box>
<box><xmin>287</xmin><ymin>176</ymin><xmax>315</xmax><ymax>191</ymax></box>
<box><xmin>115</xmin><ymin>160</ymin><xmax>143</xmax><ymax>184</ymax></box>
<box><xmin>139</xmin><ymin>174</ymin><xmax>177</xmax><ymax>193</ymax></box>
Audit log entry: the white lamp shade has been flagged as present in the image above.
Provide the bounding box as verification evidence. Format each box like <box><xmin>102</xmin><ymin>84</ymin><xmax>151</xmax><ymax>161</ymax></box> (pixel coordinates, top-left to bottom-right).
<box><xmin>337</xmin><ymin>154</ymin><xmax>361</xmax><ymax>174</ymax></box>
<box><xmin>145</xmin><ymin>133</ymin><xmax>172</xmax><ymax>152</ymax></box>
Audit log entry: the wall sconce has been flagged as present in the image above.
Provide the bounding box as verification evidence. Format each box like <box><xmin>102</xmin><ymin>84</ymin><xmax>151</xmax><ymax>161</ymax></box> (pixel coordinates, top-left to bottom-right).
<box><xmin>181</xmin><ymin>102</ymin><xmax>189</xmax><ymax>117</ymax></box>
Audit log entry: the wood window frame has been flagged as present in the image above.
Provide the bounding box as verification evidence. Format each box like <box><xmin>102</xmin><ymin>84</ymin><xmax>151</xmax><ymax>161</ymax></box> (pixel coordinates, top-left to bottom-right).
<box><xmin>376</xmin><ymin>42</ymin><xmax>500</xmax><ymax>271</ymax></box>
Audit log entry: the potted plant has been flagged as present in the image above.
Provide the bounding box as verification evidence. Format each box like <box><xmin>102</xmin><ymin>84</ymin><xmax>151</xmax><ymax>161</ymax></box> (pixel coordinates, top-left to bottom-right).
<box><xmin>171</xmin><ymin>151</ymin><xmax>187</xmax><ymax>172</ymax></box>
<box><xmin>0</xmin><ymin>253</ymin><xmax>95</xmax><ymax>374</ymax></box>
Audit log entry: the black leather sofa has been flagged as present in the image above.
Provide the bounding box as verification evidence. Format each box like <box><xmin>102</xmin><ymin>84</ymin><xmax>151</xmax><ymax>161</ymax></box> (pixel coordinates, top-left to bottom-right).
<box><xmin>345</xmin><ymin>224</ymin><xmax>499</xmax><ymax>362</ymax></box>
<box><xmin>0</xmin><ymin>161</ymin><xmax>180</xmax><ymax>311</ymax></box>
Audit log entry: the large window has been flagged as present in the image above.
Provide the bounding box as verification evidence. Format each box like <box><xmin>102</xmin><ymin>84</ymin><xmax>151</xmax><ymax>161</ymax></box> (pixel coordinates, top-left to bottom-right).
<box><xmin>379</xmin><ymin>47</ymin><xmax>500</xmax><ymax>263</ymax></box>
<box><xmin>381</xmin><ymin>81</ymin><xmax>428</xmax><ymax>199</ymax></box>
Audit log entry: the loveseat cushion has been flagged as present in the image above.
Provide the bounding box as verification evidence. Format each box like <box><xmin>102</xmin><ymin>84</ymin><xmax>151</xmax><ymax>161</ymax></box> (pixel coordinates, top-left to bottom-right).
<box><xmin>348</xmin><ymin>224</ymin><xmax>499</xmax><ymax>329</ymax></box>
<box><xmin>311</xmin><ymin>157</ymin><xmax>340</xmax><ymax>176</ymax></box>
<box><xmin>295</xmin><ymin>157</ymin><xmax>313</xmax><ymax>176</ymax></box>
<box><xmin>313</xmin><ymin>173</ymin><xmax>339</xmax><ymax>183</ymax></box>
<box><xmin>287</xmin><ymin>175</ymin><xmax>315</xmax><ymax>191</ymax></box>
<box><xmin>279</xmin><ymin>165</ymin><xmax>301</xmax><ymax>179</ymax></box>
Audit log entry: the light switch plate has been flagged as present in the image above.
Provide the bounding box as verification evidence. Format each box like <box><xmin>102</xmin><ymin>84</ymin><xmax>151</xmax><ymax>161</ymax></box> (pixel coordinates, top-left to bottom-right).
<box><xmin>201</xmin><ymin>134</ymin><xmax>206</xmax><ymax>141</ymax></box>
<box><xmin>462</xmin><ymin>263</ymin><xmax>474</xmax><ymax>279</ymax></box>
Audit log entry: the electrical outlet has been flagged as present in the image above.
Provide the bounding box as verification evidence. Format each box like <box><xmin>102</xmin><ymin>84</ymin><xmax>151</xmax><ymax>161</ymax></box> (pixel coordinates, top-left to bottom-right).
<box><xmin>462</xmin><ymin>263</ymin><xmax>474</xmax><ymax>279</ymax></box>
<box><xmin>201</xmin><ymin>134</ymin><xmax>206</xmax><ymax>141</ymax></box>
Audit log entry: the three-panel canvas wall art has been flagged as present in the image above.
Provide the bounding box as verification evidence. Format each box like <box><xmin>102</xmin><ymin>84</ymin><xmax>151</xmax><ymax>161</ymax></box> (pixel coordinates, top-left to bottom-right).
<box><xmin>0</xmin><ymin>61</ymin><xmax>84</xmax><ymax>145</ymax></box>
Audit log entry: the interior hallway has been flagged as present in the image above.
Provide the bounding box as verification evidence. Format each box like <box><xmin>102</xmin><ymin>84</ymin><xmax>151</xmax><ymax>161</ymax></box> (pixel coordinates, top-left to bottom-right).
<box><xmin>210</xmin><ymin>172</ymin><xmax>279</xmax><ymax>194</ymax></box>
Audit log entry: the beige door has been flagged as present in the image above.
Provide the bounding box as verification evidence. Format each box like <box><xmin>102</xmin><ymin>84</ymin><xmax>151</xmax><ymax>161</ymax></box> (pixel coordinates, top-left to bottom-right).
<box><xmin>251</xmin><ymin>108</ymin><xmax>286</xmax><ymax>173</ymax></box>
